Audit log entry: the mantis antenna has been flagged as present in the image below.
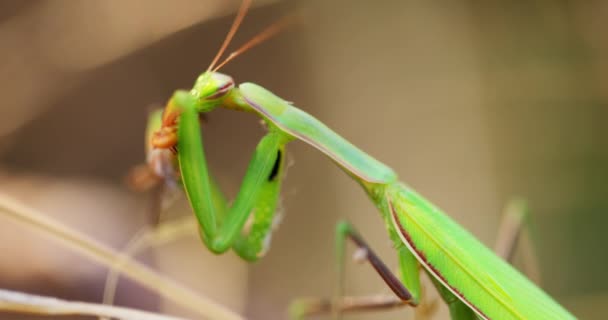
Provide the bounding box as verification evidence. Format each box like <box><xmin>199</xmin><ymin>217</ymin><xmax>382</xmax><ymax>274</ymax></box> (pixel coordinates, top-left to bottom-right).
<box><xmin>207</xmin><ymin>0</ymin><xmax>253</xmax><ymax>72</ymax></box>
<box><xmin>212</xmin><ymin>14</ymin><xmax>297</xmax><ymax>72</ymax></box>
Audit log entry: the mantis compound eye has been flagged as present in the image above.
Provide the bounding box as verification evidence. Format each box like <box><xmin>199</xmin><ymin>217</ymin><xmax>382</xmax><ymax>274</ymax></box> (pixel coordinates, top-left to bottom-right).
<box><xmin>191</xmin><ymin>72</ymin><xmax>235</xmax><ymax>101</ymax></box>
<box><xmin>206</xmin><ymin>79</ymin><xmax>234</xmax><ymax>100</ymax></box>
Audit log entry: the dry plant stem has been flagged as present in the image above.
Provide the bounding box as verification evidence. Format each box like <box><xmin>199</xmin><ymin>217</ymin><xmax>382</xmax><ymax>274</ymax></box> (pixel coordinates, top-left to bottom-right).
<box><xmin>0</xmin><ymin>288</ymin><xmax>190</xmax><ymax>320</ymax></box>
<box><xmin>296</xmin><ymin>295</ymin><xmax>406</xmax><ymax>317</ymax></box>
<box><xmin>102</xmin><ymin>215</ymin><xmax>198</xmax><ymax>319</ymax></box>
<box><xmin>0</xmin><ymin>193</ymin><xmax>244</xmax><ymax>320</ymax></box>
<box><xmin>102</xmin><ymin>226</ymin><xmax>152</xmax><ymax>320</ymax></box>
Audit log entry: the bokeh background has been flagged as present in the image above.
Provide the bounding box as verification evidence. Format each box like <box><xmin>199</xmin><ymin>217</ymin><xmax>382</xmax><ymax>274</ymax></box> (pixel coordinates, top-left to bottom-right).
<box><xmin>0</xmin><ymin>0</ymin><xmax>606</xmax><ymax>319</ymax></box>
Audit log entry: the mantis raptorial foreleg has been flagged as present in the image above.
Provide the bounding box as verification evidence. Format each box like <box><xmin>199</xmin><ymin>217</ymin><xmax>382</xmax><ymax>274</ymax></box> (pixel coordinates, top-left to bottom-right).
<box><xmin>173</xmin><ymin>92</ymin><xmax>288</xmax><ymax>259</ymax></box>
<box><xmin>231</xmin><ymin>143</ymin><xmax>286</xmax><ymax>260</ymax></box>
<box><xmin>114</xmin><ymin>100</ymin><xmax>290</xmax><ymax>308</ymax></box>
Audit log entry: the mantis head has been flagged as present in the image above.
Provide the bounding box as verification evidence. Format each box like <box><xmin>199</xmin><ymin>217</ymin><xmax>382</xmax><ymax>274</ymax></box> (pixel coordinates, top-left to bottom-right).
<box><xmin>151</xmin><ymin>72</ymin><xmax>234</xmax><ymax>150</ymax></box>
<box><xmin>150</xmin><ymin>0</ymin><xmax>290</xmax><ymax>151</ymax></box>
<box><xmin>191</xmin><ymin>71</ymin><xmax>235</xmax><ymax>105</ymax></box>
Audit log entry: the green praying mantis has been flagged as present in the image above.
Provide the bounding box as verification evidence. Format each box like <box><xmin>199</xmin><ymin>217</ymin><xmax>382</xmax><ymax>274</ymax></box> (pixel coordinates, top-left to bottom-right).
<box><xmin>134</xmin><ymin>1</ymin><xmax>577</xmax><ymax>319</ymax></box>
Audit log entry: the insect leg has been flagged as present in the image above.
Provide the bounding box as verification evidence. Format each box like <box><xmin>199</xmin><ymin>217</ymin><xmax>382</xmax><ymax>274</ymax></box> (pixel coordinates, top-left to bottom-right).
<box><xmin>494</xmin><ymin>198</ymin><xmax>540</xmax><ymax>283</ymax></box>
<box><xmin>232</xmin><ymin>144</ymin><xmax>287</xmax><ymax>261</ymax></box>
<box><xmin>290</xmin><ymin>221</ymin><xmax>421</xmax><ymax>319</ymax></box>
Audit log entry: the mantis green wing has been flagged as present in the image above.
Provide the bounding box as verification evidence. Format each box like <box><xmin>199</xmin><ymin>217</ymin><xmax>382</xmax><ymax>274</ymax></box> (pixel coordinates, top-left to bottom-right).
<box><xmin>237</xmin><ymin>82</ymin><xmax>576</xmax><ymax>319</ymax></box>
<box><xmin>387</xmin><ymin>185</ymin><xmax>574</xmax><ymax>319</ymax></box>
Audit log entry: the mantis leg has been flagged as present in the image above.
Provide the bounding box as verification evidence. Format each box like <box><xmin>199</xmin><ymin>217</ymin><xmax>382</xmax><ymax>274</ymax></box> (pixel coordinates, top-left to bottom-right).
<box><xmin>175</xmin><ymin>91</ymin><xmax>287</xmax><ymax>257</ymax></box>
<box><xmin>494</xmin><ymin>198</ymin><xmax>528</xmax><ymax>261</ymax></box>
<box><xmin>494</xmin><ymin>198</ymin><xmax>540</xmax><ymax>283</ymax></box>
<box><xmin>427</xmin><ymin>274</ymin><xmax>477</xmax><ymax>320</ymax></box>
<box><xmin>334</xmin><ymin>221</ymin><xmax>419</xmax><ymax>305</ymax></box>
<box><xmin>231</xmin><ymin>143</ymin><xmax>287</xmax><ymax>261</ymax></box>
<box><xmin>290</xmin><ymin>221</ymin><xmax>421</xmax><ymax>319</ymax></box>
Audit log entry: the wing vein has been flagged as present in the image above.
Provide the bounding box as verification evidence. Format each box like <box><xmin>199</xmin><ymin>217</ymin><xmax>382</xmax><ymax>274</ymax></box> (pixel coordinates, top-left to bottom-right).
<box><xmin>388</xmin><ymin>191</ymin><xmax>524</xmax><ymax>319</ymax></box>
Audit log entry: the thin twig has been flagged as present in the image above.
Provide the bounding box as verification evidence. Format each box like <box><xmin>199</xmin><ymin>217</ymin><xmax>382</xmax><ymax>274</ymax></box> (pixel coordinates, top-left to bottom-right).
<box><xmin>0</xmin><ymin>288</ymin><xmax>189</xmax><ymax>320</ymax></box>
<box><xmin>0</xmin><ymin>193</ymin><xmax>244</xmax><ymax>320</ymax></box>
<box><xmin>101</xmin><ymin>216</ymin><xmax>198</xmax><ymax>319</ymax></box>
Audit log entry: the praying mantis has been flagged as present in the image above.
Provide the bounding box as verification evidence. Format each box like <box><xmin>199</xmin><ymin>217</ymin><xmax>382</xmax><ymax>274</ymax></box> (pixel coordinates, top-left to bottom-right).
<box><xmin>135</xmin><ymin>1</ymin><xmax>577</xmax><ymax>319</ymax></box>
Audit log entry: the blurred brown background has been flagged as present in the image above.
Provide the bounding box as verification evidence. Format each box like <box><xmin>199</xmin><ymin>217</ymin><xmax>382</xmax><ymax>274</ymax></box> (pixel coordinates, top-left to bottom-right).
<box><xmin>0</xmin><ymin>0</ymin><xmax>606</xmax><ymax>319</ymax></box>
